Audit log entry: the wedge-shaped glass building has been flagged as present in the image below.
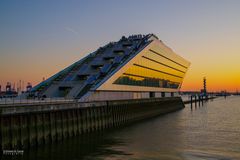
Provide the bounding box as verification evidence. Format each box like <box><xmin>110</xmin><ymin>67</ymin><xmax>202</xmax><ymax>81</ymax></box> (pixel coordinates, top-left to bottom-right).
<box><xmin>29</xmin><ymin>34</ymin><xmax>190</xmax><ymax>101</ymax></box>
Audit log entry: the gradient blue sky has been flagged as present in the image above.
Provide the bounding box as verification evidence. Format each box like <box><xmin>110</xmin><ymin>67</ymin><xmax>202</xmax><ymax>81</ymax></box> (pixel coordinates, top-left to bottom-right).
<box><xmin>1</xmin><ymin>0</ymin><xmax>240</xmax><ymax>91</ymax></box>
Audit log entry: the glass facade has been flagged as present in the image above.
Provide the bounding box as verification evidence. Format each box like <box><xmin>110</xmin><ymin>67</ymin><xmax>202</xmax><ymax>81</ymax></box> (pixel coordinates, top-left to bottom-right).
<box><xmin>113</xmin><ymin>46</ymin><xmax>189</xmax><ymax>89</ymax></box>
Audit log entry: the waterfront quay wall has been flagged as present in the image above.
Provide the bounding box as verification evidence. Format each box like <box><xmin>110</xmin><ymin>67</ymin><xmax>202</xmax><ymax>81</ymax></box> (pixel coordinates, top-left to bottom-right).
<box><xmin>0</xmin><ymin>97</ymin><xmax>184</xmax><ymax>150</ymax></box>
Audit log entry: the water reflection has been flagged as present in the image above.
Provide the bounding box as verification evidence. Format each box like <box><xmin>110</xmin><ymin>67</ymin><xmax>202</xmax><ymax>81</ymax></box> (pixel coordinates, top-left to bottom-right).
<box><xmin>23</xmin><ymin>133</ymin><xmax>132</xmax><ymax>160</ymax></box>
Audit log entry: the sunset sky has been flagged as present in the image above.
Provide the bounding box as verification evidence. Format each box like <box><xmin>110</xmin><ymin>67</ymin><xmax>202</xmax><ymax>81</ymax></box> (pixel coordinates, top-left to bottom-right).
<box><xmin>0</xmin><ymin>0</ymin><xmax>240</xmax><ymax>92</ymax></box>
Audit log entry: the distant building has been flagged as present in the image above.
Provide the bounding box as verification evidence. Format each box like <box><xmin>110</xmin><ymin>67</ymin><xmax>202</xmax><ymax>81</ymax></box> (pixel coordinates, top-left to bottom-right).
<box><xmin>26</xmin><ymin>34</ymin><xmax>190</xmax><ymax>101</ymax></box>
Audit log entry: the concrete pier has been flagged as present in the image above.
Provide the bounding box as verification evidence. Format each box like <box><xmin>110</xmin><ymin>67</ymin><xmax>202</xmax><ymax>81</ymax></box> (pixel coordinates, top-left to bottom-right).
<box><xmin>0</xmin><ymin>97</ymin><xmax>184</xmax><ymax>150</ymax></box>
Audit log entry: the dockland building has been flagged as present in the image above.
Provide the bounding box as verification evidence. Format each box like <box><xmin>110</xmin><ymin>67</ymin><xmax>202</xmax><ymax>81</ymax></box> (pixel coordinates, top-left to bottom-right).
<box><xmin>29</xmin><ymin>34</ymin><xmax>190</xmax><ymax>101</ymax></box>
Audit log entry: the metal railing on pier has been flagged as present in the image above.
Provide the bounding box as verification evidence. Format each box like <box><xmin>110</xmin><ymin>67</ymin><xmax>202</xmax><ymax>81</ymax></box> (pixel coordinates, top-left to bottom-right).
<box><xmin>0</xmin><ymin>97</ymin><xmax>76</xmax><ymax>106</ymax></box>
<box><xmin>0</xmin><ymin>97</ymin><xmax>182</xmax><ymax>115</ymax></box>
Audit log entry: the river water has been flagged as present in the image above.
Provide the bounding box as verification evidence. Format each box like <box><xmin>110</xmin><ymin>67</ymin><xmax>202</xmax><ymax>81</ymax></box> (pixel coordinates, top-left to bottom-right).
<box><xmin>10</xmin><ymin>96</ymin><xmax>240</xmax><ymax>160</ymax></box>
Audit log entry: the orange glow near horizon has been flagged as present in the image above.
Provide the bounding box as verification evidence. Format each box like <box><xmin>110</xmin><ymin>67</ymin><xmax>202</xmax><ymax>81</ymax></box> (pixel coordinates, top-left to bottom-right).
<box><xmin>1</xmin><ymin>43</ymin><xmax>240</xmax><ymax>93</ymax></box>
<box><xmin>1</xmin><ymin>50</ymin><xmax>240</xmax><ymax>93</ymax></box>
<box><xmin>1</xmin><ymin>39</ymin><xmax>240</xmax><ymax>93</ymax></box>
<box><xmin>180</xmin><ymin>53</ymin><xmax>240</xmax><ymax>92</ymax></box>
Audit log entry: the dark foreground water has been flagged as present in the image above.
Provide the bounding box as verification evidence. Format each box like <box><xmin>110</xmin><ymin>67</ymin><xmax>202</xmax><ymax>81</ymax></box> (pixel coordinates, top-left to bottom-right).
<box><xmin>5</xmin><ymin>96</ymin><xmax>240</xmax><ymax>160</ymax></box>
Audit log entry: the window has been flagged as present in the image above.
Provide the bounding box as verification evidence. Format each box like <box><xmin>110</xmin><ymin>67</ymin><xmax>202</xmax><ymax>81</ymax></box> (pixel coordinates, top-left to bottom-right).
<box><xmin>161</xmin><ymin>92</ymin><xmax>165</xmax><ymax>97</ymax></box>
<box><xmin>149</xmin><ymin>92</ymin><xmax>155</xmax><ymax>98</ymax></box>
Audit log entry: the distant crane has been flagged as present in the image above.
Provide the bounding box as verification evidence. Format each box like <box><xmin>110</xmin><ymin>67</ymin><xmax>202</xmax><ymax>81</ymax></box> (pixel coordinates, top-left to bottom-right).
<box><xmin>6</xmin><ymin>82</ymin><xmax>12</xmax><ymax>93</ymax></box>
<box><xmin>26</xmin><ymin>82</ymin><xmax>32</xmax><ymax>92</ymax></box>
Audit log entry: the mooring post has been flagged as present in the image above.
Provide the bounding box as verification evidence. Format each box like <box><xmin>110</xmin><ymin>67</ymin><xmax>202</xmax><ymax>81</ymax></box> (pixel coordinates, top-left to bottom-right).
<box><xmin>194</xmin><ymin>95</ymin><xmax>197</xmax><ymax>107</ymax></box>
<box><xmin>198</xmin><ymin>95</ymin><xmax>201</xmax><ymax>106</ymax></box>
<box><xmin>190</xmin><ymin>95</ymin><xmax>193</xmax><ymax>109</ymax></box>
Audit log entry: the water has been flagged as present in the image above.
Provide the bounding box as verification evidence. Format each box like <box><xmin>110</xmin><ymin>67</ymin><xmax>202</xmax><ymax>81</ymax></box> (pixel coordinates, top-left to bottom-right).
<box><xmin>7</xmin><ymin>96</ymin><xmax>240</xmax><ymax>160</ymax></box>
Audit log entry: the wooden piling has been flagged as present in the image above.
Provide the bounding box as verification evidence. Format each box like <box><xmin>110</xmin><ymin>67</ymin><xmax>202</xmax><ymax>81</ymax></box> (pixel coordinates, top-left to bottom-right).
<box><xmin>73</xmin><ymin>109</ymin><xmax>79</xmax><ymax>136</ymax></box>
<box><xmin>82</xmin><ymin>109</ymin><xmax>87</xmax><ymax>134</ymax></box>
<box><xmin>29</xmin><ymin>114</ymin><xmax>37</xmax><ymax>146</ymax></box>
<box><xmin>1</xmin><ymin>116</ymin><xmax>12</xmax><ymax>149</ymax></box>
<box><xmin>62</xmin><ymin>111</ymin><xmax>68</xmax><ymax>138</ymax></box>
<box><xmin>76</xmin><ymin>109</ymin><xmax>82</xmax><ymax>135</ymax></box>
<box><xmin>67</xmin><ymin>110</ymin><xmax>74</xmax><ymax>137</ymax></box>
<box><xmin>19</xmin><ymin>115</ymin><xmax>28</xmax><ymax>148</ymax></box>
<box><xmin>36</xmin><ymin>113</ymin><xmax>44</xmax><ymax>145</ymax></box>
<box><xmin>50</xmin><ymin>112</ymin><xmax>57</xmax><ymax>143</ymax></box>
<box><xmin>55</xmin><ymin>111</ymin><xmax>63</xmax><ymax>141</ymax></box>
<box><xmin>11</xmin><ymin>115</ymin><xmax>20</xmax><ymax>148</ymax></box>
<box><xmin>43</xmin><ymin>113</ymin><xmax>51</xmax><ymax>144</ymax></box>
